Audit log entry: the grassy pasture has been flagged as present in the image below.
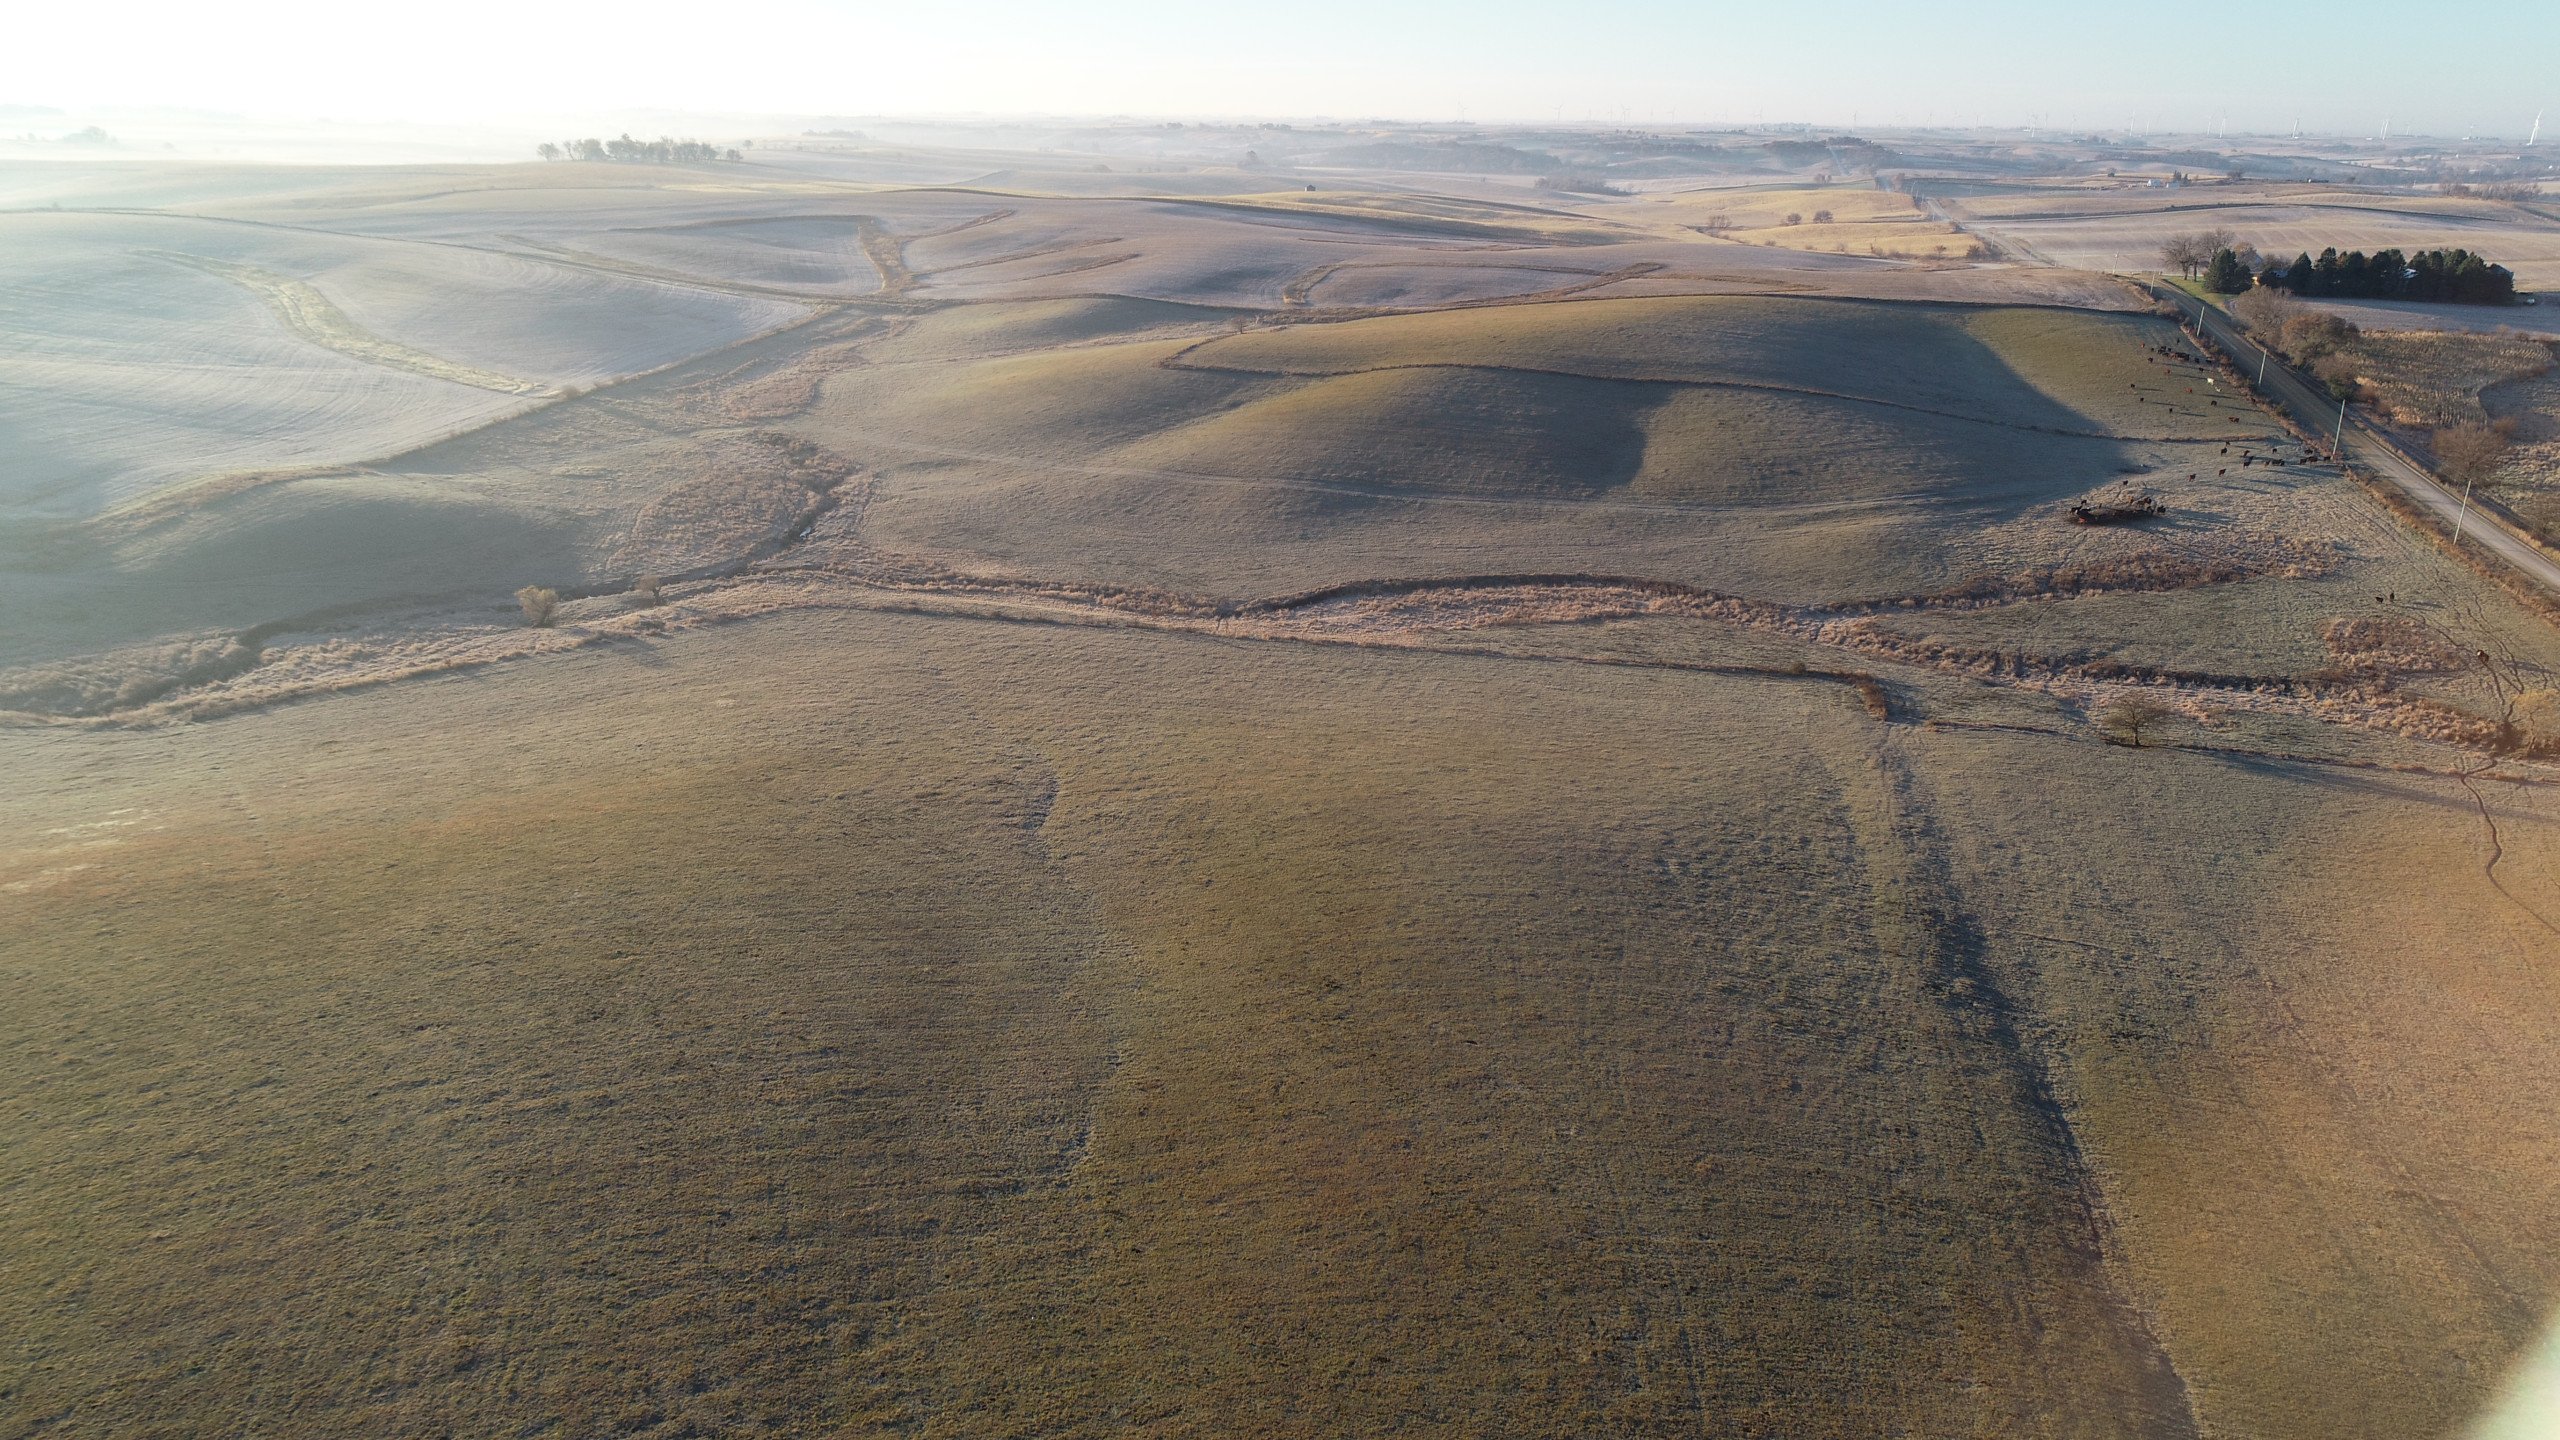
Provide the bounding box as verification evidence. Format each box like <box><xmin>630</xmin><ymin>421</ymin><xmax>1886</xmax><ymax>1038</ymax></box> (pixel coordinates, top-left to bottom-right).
<box><xmin>857</xmin><ymin>297</ymin><xmax>1238</xmax><ymax>362</ymax></box>
<box><xmin>794</xmin><ymin>293</ymin><xmax>2288</xmax><ymax>605</ymax></box>
<box><xmin>1301</xmin><ymin>260</ymin><xmax>1621</xmax><ymax>308</ymax></box>
<box><xmin>547</xmin><ymin>217</ymin><xmax>891</xmax><ymax>297</ymax></box>
<box><xmin>11</xmin><ymin>149</ymin><xmax>2560</xmax><ymax>1440</ymax></box>
<box><xmin>6</xmin><ymin>605</ymin><xmax>2555</xmax><ymax>1440</ymax></box>
<box><xmin>1152</xmin><ymin>189</ymin><xmax>1631</xmax><ymax>245</ymax></box>
<box><xmin>1114</xmin><ymin>365</ymin><xmax>1662</xmax><ymax>497</ymax></box>
<box><xmin>1173</xmin><ymin>296</ymin><xmax>2197</xmax><ymax>435</ymax></box>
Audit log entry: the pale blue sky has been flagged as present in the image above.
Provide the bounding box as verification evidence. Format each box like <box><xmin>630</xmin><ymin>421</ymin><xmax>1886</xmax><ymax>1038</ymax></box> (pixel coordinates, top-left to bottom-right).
<box><xmin>9</xmin><ymin>0</ymin><xmax>2555</xmax><ymax>138</ymax></box>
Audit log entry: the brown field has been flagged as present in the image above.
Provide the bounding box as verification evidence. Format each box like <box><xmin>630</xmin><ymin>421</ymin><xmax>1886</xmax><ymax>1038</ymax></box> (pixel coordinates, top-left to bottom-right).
<box><xmin>1629</xmin><ymin>184</ymin><xmax>1984</xmax><ymax>259</ymax></box>
<box><xmin>1942</xmin><ymin>183</ymin><xmax>2560</xmax><ymax>289</ymax></box>
<box><xmin>7</xmin><ymin>132</ymin><xmax>2560</xmax><ymax>1440</ymax></box>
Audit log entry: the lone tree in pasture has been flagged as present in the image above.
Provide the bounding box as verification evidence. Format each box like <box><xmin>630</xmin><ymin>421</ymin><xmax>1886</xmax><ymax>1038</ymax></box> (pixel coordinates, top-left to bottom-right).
<box><xmin>1782</xmin><ymin>212</ymin><xmax>1803</xmax><ymax>226</ymax></box>
<box><xmin>517</xmin><ymin>586</ymin><xmax>560</xmax><ymax>627</ymax></box>
<box><xmin>1813</xmin><ymin>208</ymin><xmax>1834</xmax><ymax>223</ymax></box>
<box><xmin>2098</xmin><ymin>696</ymin><xmax>2174</xmax><ymax>747</ymax></box>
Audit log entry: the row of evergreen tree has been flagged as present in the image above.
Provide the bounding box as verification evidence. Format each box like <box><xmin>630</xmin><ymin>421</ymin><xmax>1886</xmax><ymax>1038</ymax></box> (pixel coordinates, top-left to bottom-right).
<box><xmin>2211</xmin><ymin>245</ymin><xmax>2517</xmax><ymax>304</ymax></box>
<box><xmin>536</xmin><ymin>135</ymin><xmax>742</xmax><ymax>164</ymax></box>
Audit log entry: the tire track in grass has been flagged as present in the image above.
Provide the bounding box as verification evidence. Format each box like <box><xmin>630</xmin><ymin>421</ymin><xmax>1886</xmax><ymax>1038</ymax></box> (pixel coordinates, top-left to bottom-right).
<box><xmin>1856</xmin><ymin>735</ymin><xmax>2202</xmax><ymax>1438</ymax></box>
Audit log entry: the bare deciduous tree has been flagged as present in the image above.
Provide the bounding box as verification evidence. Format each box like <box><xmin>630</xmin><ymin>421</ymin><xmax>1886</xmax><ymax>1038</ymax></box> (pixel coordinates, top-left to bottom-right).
<box><xmin>2098</xmin><ymin>696</ymin><xmax>2174</xmax><ymax>747</ymax></box>
<box><xmin>2159</xmin><ymin>229</ymin><xmax>2242</xmax><ymax>280</ymax></box>
<box><xmin>2279</xmin><ymin>310</ymin><xmax>2357</xmax><ymax>359</ymax></box>
<box><xmin>2311</xmin><ymin>351</ymin><xmax>2363</xmax><ymax>399</ymax></box>
<box><xmin>2229</xmin><ymin>286</ymin><xmax>2294</xmax><ymax>336</ymax></box>
<box><xmin>516</xmin><ymin>586</ymin><xmax>560</xmax><ymax>627</ymax></box>
<box><xmin>2159</xmin><ymin>233</ymin><xmax>2210</xmax><ymax>278</ymax></box>
<box><xmin>2436</xmin><ymin>422</ymin><xmax>2512</xmax><ymax>485</ymax></box>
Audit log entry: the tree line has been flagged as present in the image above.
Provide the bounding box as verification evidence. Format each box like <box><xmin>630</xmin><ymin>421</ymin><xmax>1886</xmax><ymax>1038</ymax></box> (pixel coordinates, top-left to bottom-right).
<box><xmin>2260</xmin><ymin>246</ymin><xmax>2517</xmax><ymax>305</ymax></box>
<box><xmin>537</xmin><ymin>134</ymin><xmax>743</xmax><ymax>164</ymax></box>
<box><xmin>2165</xmin><ymin>229</ymin><xmax>2518</xmax><ymax>304</ymax></box>
<box><xmin>2229</xmin><ymin>284</ymin><xmax>2522</xmax><ymax>512</ymax></box>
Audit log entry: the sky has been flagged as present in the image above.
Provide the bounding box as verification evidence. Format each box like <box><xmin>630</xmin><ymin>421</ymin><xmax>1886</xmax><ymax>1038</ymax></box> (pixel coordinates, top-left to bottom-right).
<box><xmin>7</xmin><ymin>0</ymin><xmax>2556</xmax><ymax>139</ymax></box>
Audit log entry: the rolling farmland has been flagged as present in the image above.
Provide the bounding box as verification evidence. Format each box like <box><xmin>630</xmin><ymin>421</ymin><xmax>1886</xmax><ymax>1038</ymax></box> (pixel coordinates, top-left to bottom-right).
<box><xmin>6</xmin><ymin>126</ymin><xmax>2560</xmax><ymax>1440</ymax></box>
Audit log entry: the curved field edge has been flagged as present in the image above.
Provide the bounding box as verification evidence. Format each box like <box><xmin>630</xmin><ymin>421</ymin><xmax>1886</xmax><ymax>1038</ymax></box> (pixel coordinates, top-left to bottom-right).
<box><xmin>142</xmin><ymin>250</ymin><xmax>547</xmax><ymax>395</ymax></box>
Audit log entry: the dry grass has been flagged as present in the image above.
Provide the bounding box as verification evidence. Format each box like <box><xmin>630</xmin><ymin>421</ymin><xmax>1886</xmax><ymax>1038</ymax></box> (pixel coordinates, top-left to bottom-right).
<box><xmin>2481</xmin><ymin>348</ymin><xmax>2560</xmax><ymax>533</ymax></box>
<box><xmin>2322</xmin><ymin>616</ymin><xmax>2470</xmax><ymax>677</ymax></box>
<box><xmin>1641</xmin><ymin>184</ymin><xmax>1921</xmax><ymax>230</ymax></box>
<box><xmin>11</xmin><ymin>156</ymin><xmax>2560</xmax><ymax>1440</ymax></box>
<box><xmin>2341</xmin><ymin>330</ymin><xmax>2553</xmax><ymax>430</ymax></box>
<box><xmin>1729</xmin><ymin>220</ymin><xmax>1982</xmax><ymax>258</ymax></box>
<box><xmin>606</xmin><ymin>433</ymin><xmax>853</xmax><ymax>580</ymax></box>
<box><xmin>146</xmin><ymin>252</ymin><xmax>547</xmax><ymax>395</ymax></box>
<box><xmin>8</xmin><ymin>609</ymin><xmax>2557</xmax><ymax>1440</ymax></box>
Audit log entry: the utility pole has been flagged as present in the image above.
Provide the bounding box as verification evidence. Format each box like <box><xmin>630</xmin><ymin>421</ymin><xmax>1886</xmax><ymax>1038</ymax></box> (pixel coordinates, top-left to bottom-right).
<box><xmin>2454</xmin><ymin>478</ymin><xmax>2476</xmax><ymax>545</ymax></box>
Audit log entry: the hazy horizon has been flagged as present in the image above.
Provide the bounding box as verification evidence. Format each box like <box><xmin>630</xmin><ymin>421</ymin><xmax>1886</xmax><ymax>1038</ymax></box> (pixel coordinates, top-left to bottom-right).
<box><xmin>7</xmin><ymin>0</ymin><xmax>2555</xmax><ymax>143</ymax></box>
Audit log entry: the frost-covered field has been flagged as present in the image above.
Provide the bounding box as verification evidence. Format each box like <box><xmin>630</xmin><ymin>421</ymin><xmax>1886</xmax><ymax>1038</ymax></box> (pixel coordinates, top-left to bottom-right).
<box><xmin>0</xmin><ymin>207</ymin><xmax>807</xmax><ymax>519</ymax></box>
<box><xmin>1948</xmin><ymin>189</ymin><xmax>2560</xmax><ymax>290</ymax></box>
